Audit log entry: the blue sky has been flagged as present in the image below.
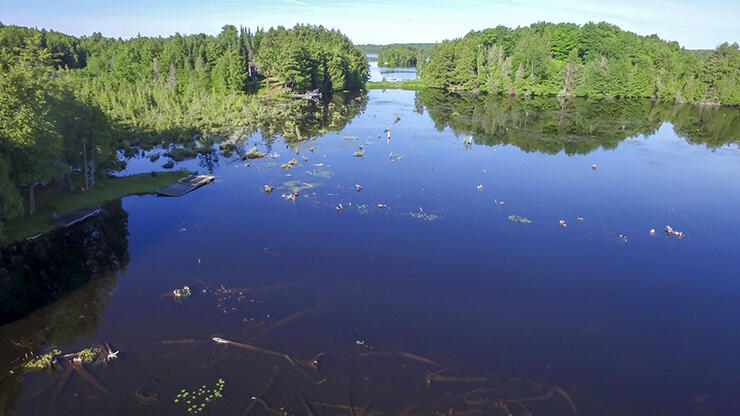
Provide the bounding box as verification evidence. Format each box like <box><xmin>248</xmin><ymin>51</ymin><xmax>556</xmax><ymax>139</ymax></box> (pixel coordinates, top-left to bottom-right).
<box><xmin>1</xmin><ymin>0</ymin><xmax>738</xmax><ymax>49</ymax></box>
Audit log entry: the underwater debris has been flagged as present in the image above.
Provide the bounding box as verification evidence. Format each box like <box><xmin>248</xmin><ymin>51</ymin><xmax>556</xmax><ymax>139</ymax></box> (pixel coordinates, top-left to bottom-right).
<box><xmin>356</xmin><ymin>204</ymin><xmax>371</xmax><ymax>214</ymax></box>
<box><xmin>410</xmin><ymin>208</ymin><xmax>438</xmax><ymax>222</ymax></box>
<box><xmin>211</xmin><ymin>337</ymin><xmax>326</xmax><ymax>383</ymax></box>
<box><xmin>173</xmin><ymin>286</ymin><xmax>192</xmax><ymax>299</ymax></box>
<box><xmin>355</xmin><ymin>184</ymin><xmax>362</xmax><ymax>192</ymax></box>
<box><xmin>425</xmin><ymin>371</ymin><xmax>488</xmax><ymax>386</ymax></box>
<box><xmin>476</xmin><ymin>184</ymin><xmax>483</xmax><ymax>191</ymax></box>
<box><xmin>264</xmin><ymin>185</ymin><xmax>273</xmax><ymax>193</ymax></box>
<box><xmin>247</xmin><ymin>306</ymin><xmax>319</xmax><ymax>343</ymax></box>
<box><xmin>353</xmin><ymin>151</ymin><xmax>364</xmax><ymax>157</ymax></box>
<box><xmin>389</xmin><ymin>152</ymin><xmax>403</xmax><ymax>162</ymax></box>
<box><xmin>243</xmin><ymin>370</ymin><xmax>279</xmax><ymax>416</ymax></box>
<box><xmin>358</xmin><ymin>350</ymin><xmax>439</xmax><ymax>366</ymax></box>
<box><xmin>665</xmin><ymin>225</ymin><xmax>684</xmax><ymax>239</ymax></box>
<box><xmin>508</xmin><ymin>215</ymin><xmax>532</xmax><ymax>224</ymax></box>
<box><xmin>246</xmin><ymin>147</ymin><xmax>266</xmax><ymax>159</ymax></box>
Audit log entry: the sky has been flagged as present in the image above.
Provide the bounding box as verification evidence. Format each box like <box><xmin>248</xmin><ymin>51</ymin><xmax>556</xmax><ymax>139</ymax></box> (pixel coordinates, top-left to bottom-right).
<box><xmin>1</xmin><ymin>0</ymin><xmax>738</xmax><ymax>49</ymax></box>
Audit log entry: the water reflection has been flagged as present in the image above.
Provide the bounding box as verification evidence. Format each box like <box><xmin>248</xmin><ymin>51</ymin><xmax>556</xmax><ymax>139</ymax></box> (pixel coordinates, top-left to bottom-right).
<box><xmin>126</xmin><ymin>92</ymin><xmax>368</xmax><ymax>171</ymax></box>
<box><xmin>419</xmin><ymin>90</ymin><xmax>740</xmax><ymax>154</ymax></box>
<box><xmin>0</xmin><ymin>200</ymin><xmax>129</xmax><ymax>412</ymax></box>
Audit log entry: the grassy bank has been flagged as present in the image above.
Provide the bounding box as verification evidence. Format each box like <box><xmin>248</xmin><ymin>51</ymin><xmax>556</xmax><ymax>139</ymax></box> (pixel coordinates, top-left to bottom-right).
<box><xmin>367</xmin><ymin>79</ymin><xmax>426</xmax><ymax>90</ymax></box>
<box><xmin>1</xmin><ymin>170</ymin><xmax>190</xmax><ymax>245</ymax></box>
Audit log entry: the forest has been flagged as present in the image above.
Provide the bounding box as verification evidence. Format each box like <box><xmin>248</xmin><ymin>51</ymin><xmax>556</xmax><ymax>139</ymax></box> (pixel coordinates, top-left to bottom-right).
<box><xmin>356</xmin><ymin>43</ymin><xmax>435</xmax><ymax>55</ymax></box>
<box><xmin>0</xmin><ymin>23</ymin><xmax>368</xmax><ymax>226</ymax></box>
<box><xmin>420</xmin><ymin>22</ymin><xmax>740</xmax><ymax>105</ymax></box>
<box><xmin>377</xmin><ymin>45</ymin><xmax>426</xmax><ymax>69</ymax></box>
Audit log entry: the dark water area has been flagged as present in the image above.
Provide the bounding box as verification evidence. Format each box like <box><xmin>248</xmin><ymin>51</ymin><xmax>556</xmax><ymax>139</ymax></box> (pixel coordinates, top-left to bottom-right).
<box><xmin>1</xmin><ymin>90</ymin><xmax>740</xmax><ymax>415</ymax></box>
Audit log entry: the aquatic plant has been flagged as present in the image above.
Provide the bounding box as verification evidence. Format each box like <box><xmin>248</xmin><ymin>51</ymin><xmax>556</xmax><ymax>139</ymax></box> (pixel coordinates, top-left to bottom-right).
<box><xmin>507</xmin><ymin>215</ymin><xmax>532</xmax><ymax>224</ymax></box>
<box><xmin>24</xmin><ymin>349</ymin><xmax>61</xmax><ymax>369</ymax></box>
<box><xmin>173</xmin><ymin>286</ymin><xmax>192</xmax><ymax>298</ymax></box>
<box><xmin>246</xmin><ymin>147</ymin><xmax>266</xmax><ymax>159</ymax></box>
<box><xmin>410</xmin><ymin>208</ymin><xmax>438</xmax><ymax>222</ymax></box>
<box><xmin>76</xmin><ymin>348</ymin><xmax>98</xmax><ymax>364</ymax></box>
<box><xmin>174</xmin><ymin>378</ymin><xmax>226</xmax><ymax>414</ymax></box>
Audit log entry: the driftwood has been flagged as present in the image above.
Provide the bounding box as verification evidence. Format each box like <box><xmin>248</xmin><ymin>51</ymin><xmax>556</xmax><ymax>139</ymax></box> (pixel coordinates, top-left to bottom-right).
<box><xmin>212</xmin><ymin>337</ymin><xmax>326</xmax><ymax>384</ymax></box>
<box><xmin>243</xmin><ymin>369</ymin><xmax>279</xmax><ymax>416</ymax></box>
<box><xmin>247</xmin><ymin>305</ymin><xmax>319</xmax><ymax>343</ymax></box>
<box><xmin>358</xmin><ymin>351</ymin><xmax>439</xmax><ymax>366</ymax></box>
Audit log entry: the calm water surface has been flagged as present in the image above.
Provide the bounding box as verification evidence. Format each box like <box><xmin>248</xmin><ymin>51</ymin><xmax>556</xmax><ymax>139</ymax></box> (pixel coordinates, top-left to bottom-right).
<box><xmin>1</xmin><ymin>90</ymin><xmax>740</xmax><ymax>416</ymax></box>
<box><xmin>368</xmin><ymin>54</ymin><xmax>417</xmax><ymax>82</ymax></box>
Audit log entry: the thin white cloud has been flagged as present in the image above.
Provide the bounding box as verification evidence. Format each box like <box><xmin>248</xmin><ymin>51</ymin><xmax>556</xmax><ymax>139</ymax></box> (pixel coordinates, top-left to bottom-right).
<box><xmin>280</xmin><ymin>0</ymin><xmax>309</xmax><ymax>6</ymax></box>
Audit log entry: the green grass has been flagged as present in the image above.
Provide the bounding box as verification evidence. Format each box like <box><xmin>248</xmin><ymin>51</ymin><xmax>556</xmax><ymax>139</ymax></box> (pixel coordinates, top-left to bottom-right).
<box><xmin>366</xmin><ymin>79</ymin><xmax>426</xmax><ymax>90</ymax></box>
<box><xmin>1</xmin><ymin>170</ymin><xmax>190</xmax><ymax>245</ymax></box>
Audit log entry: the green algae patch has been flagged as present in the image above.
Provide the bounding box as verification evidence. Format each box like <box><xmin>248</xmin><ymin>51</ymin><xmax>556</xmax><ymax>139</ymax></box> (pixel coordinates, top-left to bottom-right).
<box><xmin>508</xmin><ymin>215</ymin><xmax>532</xmax><ymax>224</ymax></box>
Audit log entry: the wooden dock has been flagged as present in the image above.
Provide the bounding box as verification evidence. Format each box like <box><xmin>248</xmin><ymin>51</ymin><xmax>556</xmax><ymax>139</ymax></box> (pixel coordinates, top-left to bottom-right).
<box><xmin>156</xmin><ymin>174</ymin><xmax>214</xmax><ymax>197</ymax></box>
<box><xmin>54</xmin><ymin>206</ymin><xmax>103</xmax><ymax>228</ymax></box>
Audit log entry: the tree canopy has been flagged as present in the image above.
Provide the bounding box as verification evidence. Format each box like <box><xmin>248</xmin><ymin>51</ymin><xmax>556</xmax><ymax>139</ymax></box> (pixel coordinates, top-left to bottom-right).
<box><xmin>420</xmin><ymin>22</ymin><xmax>740</xmax><ymax>105</ymax></box>
<box><xmin>256</xmin><ymin>25</ymin><xmax>368</xmax><ymax>92</ymax></box>
<box><xmin>0</xmin><ymin>23</ymin><xmax>368</xmax><ymax>225</ymax></box>
<box><xmin>377</xmin><ymin>45</ymin><xmax>425</xmax><ymax>68</ymax></box>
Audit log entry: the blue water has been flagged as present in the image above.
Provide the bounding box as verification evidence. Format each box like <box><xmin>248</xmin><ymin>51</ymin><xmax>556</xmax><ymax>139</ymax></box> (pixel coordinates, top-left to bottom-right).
<box><xmin>368</xmin><ymin>54</ymin><xmax>417</xmax><ymax>82</ymax></box>
<box><xmin>2</xmin><ymin>90</ymin><xmax>740</xmax><ymax>415</ymax></box>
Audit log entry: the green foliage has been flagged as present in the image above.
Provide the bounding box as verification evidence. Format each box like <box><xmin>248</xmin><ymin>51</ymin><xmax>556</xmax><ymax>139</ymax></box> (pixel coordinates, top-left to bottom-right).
<box><xmin>420</xmin><ymin>22</ymin><xmax>740</xmax><ymax>105</ymax></box>
<box><xmin>23</xmin><ymin>349</ymin><xmax>61</xmax><ymax>369</ymax></box>
<box><xmin>378</xmin><ymin>45</ymin><xmax>424</xmax><ymax>67</ymax></box>
<box><xmin>174</xmin><ymin>378</ymin><xmax>226</xmax><ymax>414</ymax></box>
<box><xmin>0</xmin><ymin>23</ymin><xmax>367</xmax><ymax>227</ymax></box>
<box><xmin>256</xmin><ymin>25</ymin><xmax>367</xmax><ymax>92</ymax></box>
<box><xmin>357</xmin><ymin>43</ymin><xmax>436</xmax><ymax>55</ymax></box>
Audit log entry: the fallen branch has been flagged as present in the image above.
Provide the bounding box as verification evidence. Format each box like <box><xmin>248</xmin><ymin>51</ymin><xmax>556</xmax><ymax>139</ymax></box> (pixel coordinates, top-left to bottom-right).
<box><xmin>358</xmin><ymin>351</ymin><xmax>439</xmax><ymax>366</ymax></box>
<box><xmin>212</xmin><ymin>337</ymin><xmax>326</xmax><ymax>384</ymax></box>
<box><xmin>243</xmin><ymin>369</ymin><xmax>279</xmax><ymax>416</ymax></box>
<box><xmin>247</xmin><ymin>305</ymin><xmax>319</xmax><ymax>343</ymax></box>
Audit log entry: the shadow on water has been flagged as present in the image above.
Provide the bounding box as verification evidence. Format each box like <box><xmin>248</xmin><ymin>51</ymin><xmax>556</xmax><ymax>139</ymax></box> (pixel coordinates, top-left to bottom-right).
<box><xmin>0</xmin><ymin>200</ymin><xmax>129</xmax><ymax>413</ymax></box>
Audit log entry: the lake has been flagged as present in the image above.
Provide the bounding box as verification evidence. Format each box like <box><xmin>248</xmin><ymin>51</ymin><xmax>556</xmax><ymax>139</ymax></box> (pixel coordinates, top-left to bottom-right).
<box><xmin>1</xmin><ymin>89</ymin><xmax>740</xmax><ymax>415</ymax></box>
<box><xmin>368</xmin><ymin>54</ymin><xmax>418</xmax><ymax>82</ymax></box>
